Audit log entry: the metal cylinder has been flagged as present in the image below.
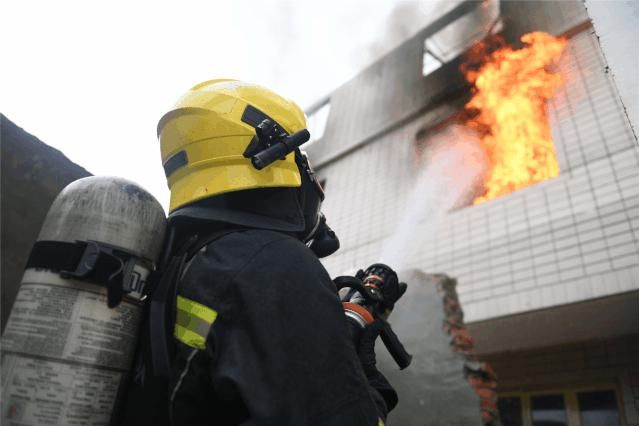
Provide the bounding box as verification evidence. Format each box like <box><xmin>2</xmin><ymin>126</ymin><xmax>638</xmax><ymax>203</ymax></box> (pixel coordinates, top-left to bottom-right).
<box><xmin>1</xmin><ymin>176</ymin><xmax>166</xmax><ymax>426</ymax></box>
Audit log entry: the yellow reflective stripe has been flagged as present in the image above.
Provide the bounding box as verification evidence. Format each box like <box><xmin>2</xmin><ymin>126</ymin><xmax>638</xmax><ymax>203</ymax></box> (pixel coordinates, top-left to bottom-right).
<box><xmin>174</xmin><ymin>324</ymin><xmax>207</xmax><ymax>349</ymax></box>
<box><xmin>174</xmin><ymin>295</ymin><xmax>218</xmax><ymax>349</ymax></box>
<box><xmin>176</xmin><ymin>295</ymin><xmax>218</xmax><ymax>323</ymax></box>
<box><xmin>378</xmin><ymin>419</ymin><xmax>385</xmax><ymax>426</ymax></box>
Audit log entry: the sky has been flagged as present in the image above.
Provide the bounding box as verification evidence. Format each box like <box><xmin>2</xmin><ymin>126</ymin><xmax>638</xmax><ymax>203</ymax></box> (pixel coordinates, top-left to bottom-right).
<box><xmin>1</xmin><ymin>0</ymin><xmax>454</xmax><ymax>210</ymax></box>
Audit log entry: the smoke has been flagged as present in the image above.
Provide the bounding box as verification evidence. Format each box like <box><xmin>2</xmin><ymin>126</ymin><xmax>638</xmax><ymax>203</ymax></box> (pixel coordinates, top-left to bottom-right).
<box><xmin>379</xmin><ymin>125</ymin><xmax>487</xmax><ymax>271</ymax></box>
<box><xmin>359</xmin><ymin>0</ymin><xmax>459</xmax><ymax>68</ymax></box>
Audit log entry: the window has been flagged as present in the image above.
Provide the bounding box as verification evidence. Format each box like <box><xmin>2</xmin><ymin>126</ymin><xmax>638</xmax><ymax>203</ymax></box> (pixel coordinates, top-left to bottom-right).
<box><xmin>422</xmin><ymin>0</ymin><xmax>502</xmax><ymax>76</ymax></box>
<box><xmin>499</xmin><ymin>387</ymin><xmax>623</xmax><ymax>426</ymax></box>
<box><xmin>531</xmin><ymin>394</ymin><xmax>568</xmax><ymax>425</ymax></box>
<box><xmin>318</xmin><ymin>178</ymin><xmax>327</xmax><ymax>191</ymax></box>
<box><xmin>577</xmin><ymin>390</ymin><xmax>621</xmax><ymax>426</ymax></box>
<box><xmin>498</xmin><ymin>397</ymin><xmax>524</xmax><ymax>426</ymax></box>
<box><xmin>304</xmin><ymin>101</ymin><xmax>331</xmax><ymax>147</ymax></box>
<box><xmin>412</xmin><ymin>121</ymin><xmax>488</xmax><ymax>209</ymax></box>
<box><xmin>422</xmin><ymin>51</ymin><xmax>443</xmax><ymax>76</ymax></box>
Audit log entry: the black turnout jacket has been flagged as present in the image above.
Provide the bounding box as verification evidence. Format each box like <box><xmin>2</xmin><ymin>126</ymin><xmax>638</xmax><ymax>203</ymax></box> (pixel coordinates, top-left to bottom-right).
<box><xmin>156</xmin><ymin>228</ymin><xmax>395</xmax><ymax>425</ymax></box>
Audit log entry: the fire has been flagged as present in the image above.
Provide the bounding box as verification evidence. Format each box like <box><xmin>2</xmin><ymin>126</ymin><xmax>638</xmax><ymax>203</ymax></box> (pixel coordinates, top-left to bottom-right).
<box><xmin>462</xmin><ymin>32</ymin><xmax>567</xmax><ymax>204</ymax></box>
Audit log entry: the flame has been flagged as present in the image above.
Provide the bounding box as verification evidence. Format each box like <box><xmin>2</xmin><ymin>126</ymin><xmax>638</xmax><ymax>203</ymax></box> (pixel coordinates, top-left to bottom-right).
<box><xmin>462</xmin><ymin>32</ymin><xmax>567</xmax><ymax>204</ymax></box>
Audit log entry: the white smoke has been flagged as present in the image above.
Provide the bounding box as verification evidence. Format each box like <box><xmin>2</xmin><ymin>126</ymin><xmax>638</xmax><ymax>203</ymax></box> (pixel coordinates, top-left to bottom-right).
<box><xmin>358</xmin><ymin>0</ymin><xmax>462</xmax><ymax>69</ymax></box>
<box><xmin>379</xmin><ymin>125</ymin><xmax>487</xmax><ymax>271</ymax></box>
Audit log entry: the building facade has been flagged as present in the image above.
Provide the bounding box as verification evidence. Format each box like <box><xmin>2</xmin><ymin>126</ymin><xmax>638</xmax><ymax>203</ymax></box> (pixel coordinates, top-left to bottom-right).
<box><xmin>306</xmin><ymin>1</ymin><xmax>639</xmax><ymax>424</ymax></box>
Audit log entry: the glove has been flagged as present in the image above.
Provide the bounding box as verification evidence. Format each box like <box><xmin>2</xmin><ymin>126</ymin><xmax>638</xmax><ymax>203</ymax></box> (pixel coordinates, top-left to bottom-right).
<box><xmin>356</xmin><ymin>319</ymin><xmax>399</xmax><ymax>412</ymax></box>
<box><xmin>380</xmin><ymin>280</ymin><xmax>407</xmax><ymax>313</ymax></box>
<box><xmin>356</xmin><ymin>264</ymin><xmax>407</xmax><ymax>312</ymax></box>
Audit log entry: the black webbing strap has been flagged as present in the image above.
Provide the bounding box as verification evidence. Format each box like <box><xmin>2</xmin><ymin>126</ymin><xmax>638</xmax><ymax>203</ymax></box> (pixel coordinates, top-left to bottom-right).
<box><xmin>26</xmin><ymin>240</ymin><xmax>137</xmax><ymax>308</ymax></box>
<box><xmin>27</xmin><ymin>239</ymin><xmax>125</xmax><ymax>282</ymax></box>
<box><xmin>149</xmin><ymin>253</ymin><xmax>185</xmax><ymax>380</ymax></box>
<box><xmin>148</xmin><ymin>228</ymin><xmax>242</xmax><ymax>380</ymax></box>
<box><xmin>26</xmin><ymin>240</ymin><xmax>90</xmax><ymax>273</ymax></box>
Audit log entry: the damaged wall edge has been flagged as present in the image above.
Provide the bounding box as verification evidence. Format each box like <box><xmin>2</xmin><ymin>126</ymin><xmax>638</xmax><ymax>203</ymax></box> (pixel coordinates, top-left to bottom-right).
<box><xmin>438</xmin><ymin>275</ymin><xmax>501</xmax><ymax>426</ymax></box>
<box><xmin>376</xmin><ymin>270</ymin><xmax>499</xmax><ymax>425</ymax></box>
<box><xmin>583</xmin><ymin>0</ymin><xmax>639</xmax><ymax>142</ymax></box>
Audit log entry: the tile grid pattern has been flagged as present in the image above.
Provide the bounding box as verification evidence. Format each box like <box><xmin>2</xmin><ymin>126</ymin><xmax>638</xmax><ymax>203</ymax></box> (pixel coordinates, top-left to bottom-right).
<box><xmin>317</xmin><ymin>28</ymin><xmax>639</xmax><ymax>322</ymax></box>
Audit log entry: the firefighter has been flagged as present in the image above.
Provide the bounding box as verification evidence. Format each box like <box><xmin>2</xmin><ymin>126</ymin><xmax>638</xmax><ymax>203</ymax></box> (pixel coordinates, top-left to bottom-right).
<box><xmin>122</xmin><ymin>79</ymin><xmax>397</xmax><ymax>425</ymax></box>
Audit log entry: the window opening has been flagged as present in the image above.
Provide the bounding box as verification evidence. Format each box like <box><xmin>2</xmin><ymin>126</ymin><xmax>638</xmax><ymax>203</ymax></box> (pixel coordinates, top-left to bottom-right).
<box><xmin>577</xmin><ymin>390</ymin><xmax>621</xmax><ymax>426</ymax></box>
<box><xmin>531</xmin><ymin>394</ymin><xmax>568</xmax><ymax>426</ymax></box>
<box><xmin>422</xmin><ymin>0</ymin><xmax>502</xmax><ymax>76</ymax></box>
<box><xmin>498</xmin><ymin>396</ymin><xmax>524</xmax><ymax>426</ymax></box>
<box><xmin>319</xmin><ymin>178</ymin><xmax>327</xmax><ymax>191</ymax></box>
<box><xmin>499</xmin><ymin>387</ymin><xmax>624</xmax><ymax>426</ymax></box>
<box><xmin>304</xmin><ymin>101</ymin><xmax>331</xmax><ymax>147</ymax></box>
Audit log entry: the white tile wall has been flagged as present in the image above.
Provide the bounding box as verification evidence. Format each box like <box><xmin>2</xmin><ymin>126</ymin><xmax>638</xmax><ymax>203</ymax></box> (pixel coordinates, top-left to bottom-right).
<box><xmin>317</xmin><ymin>28</ymin><xmax>639</xmax><ymax>322</ymax></box>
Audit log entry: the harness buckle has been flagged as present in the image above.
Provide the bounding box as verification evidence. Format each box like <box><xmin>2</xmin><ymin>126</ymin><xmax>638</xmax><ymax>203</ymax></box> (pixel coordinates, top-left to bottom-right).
<box><xmin>61</xmin><ymin>240</ymin><xmax>103</xmax><ymax>279</ymax></box>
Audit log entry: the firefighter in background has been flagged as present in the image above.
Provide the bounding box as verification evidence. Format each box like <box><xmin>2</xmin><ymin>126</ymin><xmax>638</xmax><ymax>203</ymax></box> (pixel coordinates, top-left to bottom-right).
<box><xmin>122</xmin><ymin>80</ymin><xmax>397</xmax><ymax>425</ymax></box>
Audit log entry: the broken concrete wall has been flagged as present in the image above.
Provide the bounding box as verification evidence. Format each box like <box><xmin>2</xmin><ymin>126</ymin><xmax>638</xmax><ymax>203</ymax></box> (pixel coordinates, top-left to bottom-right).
<box><xmin>1</xmin><ymin>114</ymin><xmax>91</xmax><ymax>331</ymax></box>
<box><xmin>376</xmin><ymin>271</ymin><xmax>495</xmax><ymax>425</ymax></box>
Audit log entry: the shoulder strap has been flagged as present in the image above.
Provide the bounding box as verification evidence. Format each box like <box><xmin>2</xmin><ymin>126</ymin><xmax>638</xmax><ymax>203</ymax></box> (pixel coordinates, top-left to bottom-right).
<box><xmin>148</xmin><ymin>228</ymin><xmax>242</xmax><ymax>381</ymax></box>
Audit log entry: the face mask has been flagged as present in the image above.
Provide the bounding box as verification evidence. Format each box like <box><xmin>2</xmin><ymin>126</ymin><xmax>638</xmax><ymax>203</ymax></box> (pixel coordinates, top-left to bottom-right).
<box><xmin>306</xmin><ymin>213</ymin><xmax>340</xmax><ymax>258</ymax></box>
<box><xmin>296</xmin><ymin>151</ymin><xmax>340</xmax><ymax>258</ymax></box>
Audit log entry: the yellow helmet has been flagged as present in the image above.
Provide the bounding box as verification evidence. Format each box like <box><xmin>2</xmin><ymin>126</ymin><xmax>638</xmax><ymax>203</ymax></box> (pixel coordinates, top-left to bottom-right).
<box><xmin>158</xmin><ymin>79</ymin><xmax>308</xmax><ymax>213</ymax></box>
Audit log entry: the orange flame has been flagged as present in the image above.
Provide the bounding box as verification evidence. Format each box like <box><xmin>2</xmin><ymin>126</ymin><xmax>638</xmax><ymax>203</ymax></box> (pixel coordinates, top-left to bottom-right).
<box><xmin>462</xmin><ymin>32</ymin><xmax>567</xmax><ymax>204</ymax></box>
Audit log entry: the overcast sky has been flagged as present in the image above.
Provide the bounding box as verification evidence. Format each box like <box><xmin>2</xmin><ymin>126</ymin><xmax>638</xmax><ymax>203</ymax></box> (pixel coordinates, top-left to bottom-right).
<box><xmin>2</xmin><ymin>0</ymin><xmax>455</xmax><ymax>209</ymax></box>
